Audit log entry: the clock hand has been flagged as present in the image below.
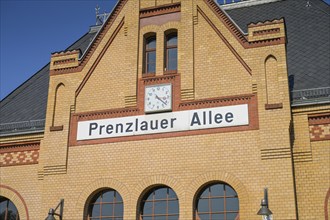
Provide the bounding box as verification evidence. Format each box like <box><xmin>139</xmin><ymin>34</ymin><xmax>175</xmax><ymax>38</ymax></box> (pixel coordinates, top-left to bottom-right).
<box><xmin>155</xmin><ymin>95</ymin><xmax>167</xmax><ymax>105</ymax></box>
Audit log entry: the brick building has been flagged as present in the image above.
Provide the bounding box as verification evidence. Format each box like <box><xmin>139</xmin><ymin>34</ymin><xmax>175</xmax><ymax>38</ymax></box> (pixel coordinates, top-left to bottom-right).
<box><xmin>0</xmin><ymin>0</ymin><xmax>329</xmax><ymax>219</ymax></box>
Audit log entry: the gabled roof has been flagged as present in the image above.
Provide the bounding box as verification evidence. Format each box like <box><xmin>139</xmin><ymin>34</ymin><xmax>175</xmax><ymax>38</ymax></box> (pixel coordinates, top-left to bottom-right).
<box><xmin>0</xmin><ymin>0</ymin><xmax>329</xmax><ymax>136</ymax></box>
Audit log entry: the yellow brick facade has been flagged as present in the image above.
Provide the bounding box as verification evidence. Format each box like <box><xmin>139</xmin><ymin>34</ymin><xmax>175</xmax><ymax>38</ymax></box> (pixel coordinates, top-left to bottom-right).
<box><xmin>1</xmin><ymin>0</ymin><xmax>329</xmax><ymax>220</ymax></box>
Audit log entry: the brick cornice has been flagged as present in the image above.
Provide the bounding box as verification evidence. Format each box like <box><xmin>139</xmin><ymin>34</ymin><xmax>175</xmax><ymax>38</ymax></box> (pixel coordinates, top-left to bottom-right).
<box><xmin>0</xmin><ymin>141</ymin><xmax>40</xmax><ymax>153</ymax></box>
<box><xmin>308</xmin><ymin>113</ymin><xmax>330</xmax><ymax>125</ymax></box>
<box><xmin>140</xmin><ymin>2</ymin><xmax>181</xmax><ymax>18</ymax></box>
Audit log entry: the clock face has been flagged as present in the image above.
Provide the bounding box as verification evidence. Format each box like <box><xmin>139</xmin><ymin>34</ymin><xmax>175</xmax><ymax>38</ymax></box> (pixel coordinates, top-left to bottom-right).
<box><xmin>145</xmin><ymin>84</ymin><xmax>172</xmax><ymax>113</ymax></box>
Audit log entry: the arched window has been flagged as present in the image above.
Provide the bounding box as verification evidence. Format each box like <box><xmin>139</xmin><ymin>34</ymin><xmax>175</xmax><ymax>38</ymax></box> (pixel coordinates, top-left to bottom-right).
<box><xmin>195</xmin><ymin>182</ymin><xmax>239</xmax><ymax>220</ymax></box>
<box><xmin>86</xmin><ymin>189</ymin><xmax>123</xmax><ymax>220</ymax></box>
<box><xmin>0</xmin><ymin>196</ymin><xmax>20</xmax><ymax>220</ymax></box>
<box><xmin>140</xmin><ymin>186</ymin><xmax>179</xmax><ymax>220</ymax></box>
<box><xmin>165</xmin><ymin>31</ymin><xmax>177</xmax><ymax>72</ymax></box>
<box><xmin>144</xmin><ymin>35</ymin><xmax>156</xmax><ymax>74</ymax></box>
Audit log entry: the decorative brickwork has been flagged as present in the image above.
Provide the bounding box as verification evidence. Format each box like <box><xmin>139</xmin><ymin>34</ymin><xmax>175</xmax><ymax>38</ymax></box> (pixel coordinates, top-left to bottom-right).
<box><xmin>308</xmin><ymin>113</ymin><xmax>330</xmax><ymax>141</ymax></box>
<box><xmin>0</xmin><ymin>142</ymin><xmax>39</xmax><ymax>167</ymax></box>
<box><xmin>140</xmin><ymin>2</ymin><xmax>180</xmax><ymax>18</ymax></box>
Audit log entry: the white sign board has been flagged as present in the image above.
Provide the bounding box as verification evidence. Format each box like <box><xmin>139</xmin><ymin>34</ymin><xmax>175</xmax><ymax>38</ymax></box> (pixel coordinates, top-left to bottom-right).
<box><xmin>77</xmin><ymin>104</ymin><xmax>249</xmax><ymax>141</ymax></box>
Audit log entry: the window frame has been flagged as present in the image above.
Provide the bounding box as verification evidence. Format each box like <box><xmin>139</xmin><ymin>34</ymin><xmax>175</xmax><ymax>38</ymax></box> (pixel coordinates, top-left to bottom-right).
<box><xmin>139</xmin><ymin>186</ymin><xmax>179</xmax><ymax>220</ymax></box>
<box><xmin>86</xmin><ymin>188</ymin><xmax>124</xmax><ymax>220</ymax></box>
<box><xmin>164</xmin><ymin>31</ymin><xmax>178</xmax><ymax>74</ymax></box>
<box><xmin>144</xmin><ymin>35</ymin><xmax>157</xmax><ymax>75</ymax></box>
<box><xmin>195</xmin><ymin>182</ymin><xmax>239</xmax><ymax>220</ymax></box>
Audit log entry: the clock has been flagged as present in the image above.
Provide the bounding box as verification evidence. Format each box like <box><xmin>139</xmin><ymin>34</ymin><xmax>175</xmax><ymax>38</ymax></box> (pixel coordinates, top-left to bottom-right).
<box><xmin>145</xmin><ymin>84</ymin><xmax>172</xmax><ymax>113</ymax></box>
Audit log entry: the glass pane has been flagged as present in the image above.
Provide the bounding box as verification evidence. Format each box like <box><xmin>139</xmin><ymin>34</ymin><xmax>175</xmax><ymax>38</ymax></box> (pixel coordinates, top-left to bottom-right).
<box><xmin>147</xmin><ymin>37</ymin><xmax>156</xmax><ymax>49</ymax></box>
<box><xmin>102</xmin><ymin>204</ymin><xmax>113</xmax><ymax>216</ymax></box>
<box><xmin>168</xmin><ymin>215</ymin><xmax>179</xmax><ymax>220</ymax></box>
<box><xmin>211</xmin><ymin>198</ymin><xmax>224</xmax><ymax>212</ymax></box>
<box><xmin>103</xmin><ymin>191</ymin><xmax>114</xmax><ymax>202</ymax></box>
<box><xmin>167</xmin><ymin>48</ymin><xmax>177</xmax><ymax>71</ymax></box>
<box><xmin>168</xmin><ymin>189</ymin><xmax>177</xmax><ymax>199</ymax></box>
<box><xmin>212</xmin><ymin>213</ymin><xmax>225</xmax><ymax>220</ymax></box>
<box><xmin>115</xmin><ymin>192</ymin><xmax>123</xmax><ymax>202</ymax></box>
<box><xmin>143</xmin><ymin>201</ymin><xmax>153</xmax><ymax>215</ymax></box>
<box><xmin>200</xmin><ymin>187</ymin><xmax>209</xmax><ymax>198</ymax></box>
<box><xmin>226</xmin><ymin>197</ymin><xmax>239</xmax><ymax>211</ymax></box>
<box><xmin>142</xmin><ymin>216</ymin><xmax>152</xmax><ymax>220</ymax></box>
<box><xmin>147</xmin><ymin>63</ymin><xmax>155</xmax><ymax>73</ymax></box>
<box><xmin>167</xmin><ymin>35</ymin><xmax>177</xmax><ymax>46</ymax></box>
<box><xmin>225</xmin><ymin>185</ymin><xmax>237</xmax><ymax>196</ymax></box>
<box><xmin>147</xmin><ymin>51</ymin><xmax>156</xmax><ymax>63</ymax></box>
<box><xmin>114</xmin><ymin>203</ymin><xmax>123</xmax><ymax>216</ymax></box>
<box><xmin>155</xmin><ymin>188</ymin><xmax>167</xmax><ymax>200</ymax></box>
<box><xmin>146</xmin><ymin>191</ymin><xmax>154</xmax><ymax>201</ymax></box>
<box><xmin>210</xmin><ymin>184</ymin><xmax>224</xmax><ymax>197</ymax></box>
<box><xmin>168</xmin><ymin>200</ymin><xmax>179</xmax><ymax>214</ymax></box>
<box><xmin>91</xmin><ymin>204</ymin><xmax>100</xmax><ymax>217</ymax></box>
<box><xmin>197</xmin><ymin>198</ymin><xmax>209</xmax><ymax>212</ymax></box>
<box><xmin>154</xmin><ymin>201</ymin><xmax>167</xmax><ymax>214</ymax></box>
<box><xmin>198</xmin><ymin>213</ymin><xmax>210</xmax><ymax>220</ymax></box>
<box><xmin>226</xmin><ymin>212</ymin><xmax>239</xmax><ymax>220</ymax></box>
<box><xmin>0</xmin><ymin>200</ymin><xmax>7</xmax><ymax>213</ymax></box>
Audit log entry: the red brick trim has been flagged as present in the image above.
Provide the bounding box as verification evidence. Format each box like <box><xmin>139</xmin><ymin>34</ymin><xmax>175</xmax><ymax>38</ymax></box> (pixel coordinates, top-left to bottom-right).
<box><xmin>253</xmin><ymin>28</ymin><xmax>280</xmax><ymax>36</ymax></box>
<box><xmin>265</xmin><ymin>103</ymin><xmax>283</xmax><ymax>110</ymax></box>
<box><xmin>308</xmin><ymin>113</ymin><xmax>330</xmax><ymax>125</ymax></box>
<box><xmin>53</xmin><ymin>58</ymin><xmax>76</xmax><ymax>65</ymax></box>
<box><xmin>0</xmin><ymin>184</ymin><xmax>29</xmax><ymax>220</ymax></box>
<box><xmin>69</xmin><ymin>73</ymin><xmax>258</xmax><ymax>146</ymax></box>
<box><xmin>75</xmin><ymin>17</ymin><xmax>125</xmax><ymax>97</ymax></box>
<box><xmin>49</xmin><ymin>0</ymin><xmax>128</xmax><ymax>76</ymax></box>
<box><xmin>325</xmin><ymin>188</ymin><xmax>330</xmax><ymax>220</ymax></box>
<box><xmin>142</xmin><ymin>73</ymin><xmax>156</xmax><ymax>78</ymax></box>
<box><xmin>140</xmin><ymin>2</ymin><xmax>181</xmax><ymax>18</ymax></box>
<box><xmin>49</xmin><ymin>125</ymin><xmax>64</xmax><ymax>132</ymax></box>
<box><xmin>197</xmin><ymin>6</ymin><xmax>252</xmax><ymax>75</ymax></box>
<box><xmin>0</xmin><ymin>141</ymin><xmax>40</xmax><ymax>153</ymax></box>
<box><xmin>203</xmin><ymin>0</ymin><xmax>286</xmax><ymax>48</ymax></box>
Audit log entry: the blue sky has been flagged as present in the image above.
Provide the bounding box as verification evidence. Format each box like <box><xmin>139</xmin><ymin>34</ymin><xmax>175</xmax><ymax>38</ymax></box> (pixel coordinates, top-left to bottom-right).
<box><xmin>1</xmin><ymin>0</ymin><xmax>329</xmax><ymax>100</ymax></box>
<box><xmin>0</xmin><ymin>0</ymin><xmax>117</xmax><ymax>100</ymax></box>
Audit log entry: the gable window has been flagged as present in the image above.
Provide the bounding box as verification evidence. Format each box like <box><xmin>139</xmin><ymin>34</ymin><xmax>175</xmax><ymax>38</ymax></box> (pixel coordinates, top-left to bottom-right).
<box><xmin>0</xmin><ymin>196</ymin><xmax>20</xmax><ymax>220</ymax></box>
<box><xmin>165</xmin><ymin>31</ymin><xmax>178</xmax><ymax>72</ymax></box>
<box><xmin>144</xmin><ymin>35</ymin><xmax>156</xmax><ymax>74</ymax></box>
<box><xmin>139</xmin><ymin>186</ymin><xmax>179</xmax><ymax>220</ymax></box>
<box><xmin>195</xmin><ymin>182</ymin><xmax>239</xmax><ymax>220</ymax></box>
<box><xmin>86</xmin><ymin>188</ymin><xmax>123</xmax><ymax>220</ymax></box>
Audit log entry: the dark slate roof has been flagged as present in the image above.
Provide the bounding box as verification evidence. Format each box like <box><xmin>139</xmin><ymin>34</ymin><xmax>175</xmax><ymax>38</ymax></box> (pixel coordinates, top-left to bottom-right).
<box><xmin>225</xmin><ymin>0</ymin><xmax>330</xmax><ymax>95</ymax></box>
<box><xmin>0</xmin><ymin>30</ymin><xmax>98</xmax><ymax>135</ymax></box>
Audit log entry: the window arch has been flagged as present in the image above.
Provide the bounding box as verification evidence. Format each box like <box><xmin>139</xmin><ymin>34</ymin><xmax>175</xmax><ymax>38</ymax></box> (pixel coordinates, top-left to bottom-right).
<box><xmin>0</xmin><ymin>196</ymin><xmax>20</xmax><ymax>220</ymax></box>
<box><xmin>195</xmin><ymin>182</ymin><xmax>239</xmax><ymax>220</ymax></box>
<box><xmin>86</xmin><ymin>188</ymin><xmax>123</xmax><ymax>220</ymax></box>
<box><xmin>139</xmin><ymin>185</ymin><xmax>179</xmax><ymax>220</ymax></box>
<box><xmin>164</xmin><ymin>30</ymin><xmax>178</xmax><ymax>72</ymax></box>
<box><xmin>144</xmin><ymin>33</ymin><xmax>157</xmax><ymax>74</ymax></box>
